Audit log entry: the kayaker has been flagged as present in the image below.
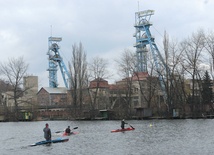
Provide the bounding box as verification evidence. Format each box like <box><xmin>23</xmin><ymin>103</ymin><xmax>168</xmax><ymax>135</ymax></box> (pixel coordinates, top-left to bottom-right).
<box><xmin>43</xmin><ymin>123</ymin><xmax>51</xmax><ymax>141</ymax></box>
<box><xmin>121</xmin><ymin>119</ymin><xmax>127</xmax><ymax>129</ymax></box>
<box><xmin>65</xmin><ymin>126</ymin><xmax>71</xmax><ymax>134</ymax></box>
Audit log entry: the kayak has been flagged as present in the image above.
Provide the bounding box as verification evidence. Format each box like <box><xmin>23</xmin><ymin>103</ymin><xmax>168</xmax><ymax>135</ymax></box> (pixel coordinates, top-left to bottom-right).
<box><xmin>111</xmin><ymin>127</ymin><xmax>135</xmax><ymax>133</ymax></box>
<box><xmin>30</xmin><ymin>137</ymin><xmax>69</xmax><ymax>146</ymax></box>
<box><xmin>55</xmin><ymin>127</ymin><xmax>79</xmax><ymax>136</ymax></box>
<box><xmin>62</xmin><ymin>131</ymin><xmax>79</xmax><ymax>136</ymax></box>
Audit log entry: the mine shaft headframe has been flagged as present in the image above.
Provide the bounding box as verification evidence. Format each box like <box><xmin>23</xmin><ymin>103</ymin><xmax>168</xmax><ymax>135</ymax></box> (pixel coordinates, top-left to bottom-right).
<box><xmin>137</xmin><ymin>10</ymin><xmax>154</xmax><ymax>17</ymax></box>
<box><xmin>48</xmin><ymin>37</ymin><xmax>62</xmax><ymax>42</ymax></box>
<box><xmin>48</xmin><ymin>37</ymin><xmax>62</xmax><ymax>52</ymax></box>
<box><xmin>136</xmin><ymin>10</ymin><xmax>154</xmax><ymax>23</ymax></box>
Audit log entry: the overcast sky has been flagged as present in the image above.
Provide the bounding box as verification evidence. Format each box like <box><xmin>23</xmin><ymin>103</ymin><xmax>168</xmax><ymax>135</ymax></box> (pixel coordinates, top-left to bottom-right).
<box><xmin>0</xmin><ymin>0</ymin><xmax>213</xmax><ymax>89</ymax></box>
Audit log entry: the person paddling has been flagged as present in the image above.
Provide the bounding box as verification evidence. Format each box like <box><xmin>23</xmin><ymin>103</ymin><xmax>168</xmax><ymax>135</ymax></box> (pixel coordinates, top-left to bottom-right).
<box><xmin>65</xmin><ymin>126</ymin><xmax>71</xmax><ymax>134</ymax></box>
<box><xmin>43</xmin><ymin>123</ymin><xmax>51</xmax><ymax>141</ymax></box>
<box><xmin>121</xmin><ymin>119</ymin><xmax>128</xmax><ymax>129</ymax></box>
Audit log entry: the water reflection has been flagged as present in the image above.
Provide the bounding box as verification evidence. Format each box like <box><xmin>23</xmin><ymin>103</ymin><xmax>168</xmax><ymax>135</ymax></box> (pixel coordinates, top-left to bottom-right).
<box><xmin>1</xmin><ymin>119</ymin><xmax>214</xmax><ymax>155</ymax></box>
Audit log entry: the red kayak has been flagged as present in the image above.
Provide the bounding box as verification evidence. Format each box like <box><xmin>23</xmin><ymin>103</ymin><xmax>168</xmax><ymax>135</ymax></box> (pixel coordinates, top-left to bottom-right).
<box><xmin>111</xmin><ymin>127</ymin><xmax>135</xmax><ymax>133</ymax></box>
<box><xmin>62</xmin><ymin>131</ymin><xmax>79</xmax><ymax>136</ymax></box>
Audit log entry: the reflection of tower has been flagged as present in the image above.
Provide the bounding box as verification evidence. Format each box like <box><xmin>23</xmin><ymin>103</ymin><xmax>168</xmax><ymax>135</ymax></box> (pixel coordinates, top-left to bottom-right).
<box><xmin>133</xmin><ymin>10</ymin><xmax>169</xmax><ymax>101</ymax></box>
<box><xmin>47</xmin><ymin>37</ymin><xmax>71</xmax><ymax>88</ymax></box>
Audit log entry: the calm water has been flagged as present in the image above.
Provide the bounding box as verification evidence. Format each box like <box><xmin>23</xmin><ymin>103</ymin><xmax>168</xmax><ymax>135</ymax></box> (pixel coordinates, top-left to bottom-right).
<box><xmin>1</xmin><ymin>119</ymin><xmax>214</xmax><ymax>155</ymax></box>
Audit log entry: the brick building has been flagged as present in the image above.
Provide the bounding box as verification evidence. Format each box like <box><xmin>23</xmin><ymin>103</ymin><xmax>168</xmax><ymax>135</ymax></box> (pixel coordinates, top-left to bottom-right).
<box><xmin>37</xmin><ymin>87</ymin><xmax>68</xmax><ymax>106</ymax></box>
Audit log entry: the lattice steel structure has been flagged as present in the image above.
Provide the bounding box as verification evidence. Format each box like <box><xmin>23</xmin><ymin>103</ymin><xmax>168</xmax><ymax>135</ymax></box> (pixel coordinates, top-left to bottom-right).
<box><xmin>133</xmin><ymin>10</ymin><xmax>169</xmax><ymax>101</ymax></box>
<box><xmin>47</xmin><ymin>37</ymin><xmax>71</xmax><ymax>88</ymax></box>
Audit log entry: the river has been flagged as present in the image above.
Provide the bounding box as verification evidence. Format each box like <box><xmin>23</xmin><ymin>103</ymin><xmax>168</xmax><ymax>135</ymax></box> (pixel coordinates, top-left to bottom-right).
<box><xmin>1</xmin><ymin>119</ymin><xmax>214</xmax><ymax>155</ymax></box>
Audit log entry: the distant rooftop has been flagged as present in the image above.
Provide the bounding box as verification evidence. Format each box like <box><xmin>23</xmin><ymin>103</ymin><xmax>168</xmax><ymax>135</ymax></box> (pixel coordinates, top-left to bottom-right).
<box><xmin>41</xmin><ymin>87</ymin><xmax>67</xmax><ymax>94</ymax></box>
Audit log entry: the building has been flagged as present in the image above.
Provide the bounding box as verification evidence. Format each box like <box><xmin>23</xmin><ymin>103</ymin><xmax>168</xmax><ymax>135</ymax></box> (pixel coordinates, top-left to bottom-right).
<box><xmin>36</xmin><ymin>87</ymin><xmax>69</xmax><ymax>120</ymax></box>
<box><xmin>1</xmin><ymin>75</ymin><xmax>38</xmax><ymax>121</ymax></box>
<box><xmin>89</xmin><ymin>78</ymin><xmax>110</xmax><ymax>110</ymax></box>
<box><xmin>37</xmin><ymin>87</ymin><xmax>68</xmax><ymax>106</ymax></box>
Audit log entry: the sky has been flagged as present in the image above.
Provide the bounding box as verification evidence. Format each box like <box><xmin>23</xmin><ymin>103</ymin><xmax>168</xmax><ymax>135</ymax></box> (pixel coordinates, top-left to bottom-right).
<box><xmin>0</xmin><ymin>0</ymin><xmax>213</xmax><ymax>89</ymax></box>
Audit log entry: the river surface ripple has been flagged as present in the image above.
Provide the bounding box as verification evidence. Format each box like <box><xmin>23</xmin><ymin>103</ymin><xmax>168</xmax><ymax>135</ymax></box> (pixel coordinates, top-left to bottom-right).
<box><xmin>1</xmin><ymin>119</ymin><xmax>214</xmax><ymax>155</ymax></box>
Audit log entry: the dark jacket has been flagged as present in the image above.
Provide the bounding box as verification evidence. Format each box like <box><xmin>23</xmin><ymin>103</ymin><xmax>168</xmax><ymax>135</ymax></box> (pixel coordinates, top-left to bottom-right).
<box><xmin>65</xmin><ymin>128</ymin><xmax>71</xmax><ymax>133</ymax></box>
<box><xmin>43</xmin><ymin>127</ymin><xmax>51</xmax><ymax>141</ymax></box>
<box><xmin>121</xmin><ymin>120</ymin><xmax>127</xmax><ymax>129</ymax></box>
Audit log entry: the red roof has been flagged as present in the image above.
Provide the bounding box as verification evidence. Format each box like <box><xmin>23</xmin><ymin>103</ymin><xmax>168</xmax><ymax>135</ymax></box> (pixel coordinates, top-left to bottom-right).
<box><xmin>132</xmin><ymin>72</ymin><xmax>149</xmax><ymax>80</ymax></box>
<box><xmin>108</xmin><ymin>84</ymin><xmax>119</xmax><ymax>90</ymax></box>
<box><xmin>89</xmin><ymin>77</ymin><xmax>109</xmax><ymax>88</ymax></box>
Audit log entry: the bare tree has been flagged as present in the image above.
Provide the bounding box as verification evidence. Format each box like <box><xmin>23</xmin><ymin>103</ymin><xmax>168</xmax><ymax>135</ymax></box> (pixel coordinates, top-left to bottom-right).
<box><xmin>88</xmin><ymin>56</ymin><xmax>109</xmax><ymax>112</ymax></box>
<box><xmin>0</xmin><ymin>79</ymin><xmax>14</xmax><ymax>120</ymax></box>
<box><xmin>0</xmin><ymin>56</ymin><xmax>29</xmax><ymax>121</ymax></box>
<box><xmin>162</xmin><ymin>31</ymin><xmax>188</xmax><ymax>117</ymax></box>
<box><xmin>114</xmin><ymin>49</ymin><xmax>136</xmax><ymax>118</ymax></box>
<box><xmin>68</xmin><ymin>42</ymin><xmax>88</xmax><ymax>118</ymax></box>
<box><xmin>142</xmin><ymin>54</ymin><xmax>160</xmax><ymax>109</ymax></box>
<box><xmin>180</xmin><ymin>29</ymin><xmax>205</xmax><ymax>117</ymax></box>
<box><xmin>116</xmin><ymin>49</ymin><xmax>136</xmax><ymax>78</ymax></box>
<box><xmin>204</xmin><ymin>30</ymin><xmax>214</xmax><ymax>81</ymax></box>
<box><xmin>168</xmin><ymin>40</ymin><xmax>188</xmax><ymax>117</ymax></box>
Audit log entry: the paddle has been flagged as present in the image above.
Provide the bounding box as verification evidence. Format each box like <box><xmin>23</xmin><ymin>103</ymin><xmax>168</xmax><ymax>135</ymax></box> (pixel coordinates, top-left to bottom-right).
<box><xmin>72</xmin><ymin>126</ymin><xmax>78</xmax><ymax>130</ymax></box>
<box><xmin>128</xmin><ymin>124</ymin><xmax>134</xmax><ymax>129</ymax></box>
<box><xmin>55</xmin><ymin>126</ymin><xmax>78</xmax><ymax>133</ymax></box>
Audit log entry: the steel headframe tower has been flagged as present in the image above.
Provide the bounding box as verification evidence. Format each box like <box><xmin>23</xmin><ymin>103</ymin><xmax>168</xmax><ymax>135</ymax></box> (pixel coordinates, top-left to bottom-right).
<box><xmin>133</xmin><ymin>10</ymin><xmax>150</xmax><ymax>72</ymax></box>
<box><xmin>133</xmin><ymin>10</ymin><xmax>169</xmax><ymax>101</ymax></box>
<box><xmin>47</xmin><ymin>37</ymin><xmax>71</xmax><ymax>88</ymax></box>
